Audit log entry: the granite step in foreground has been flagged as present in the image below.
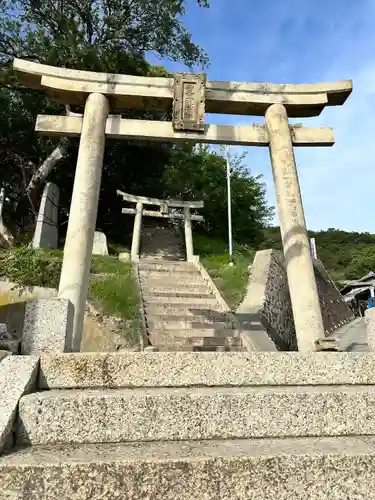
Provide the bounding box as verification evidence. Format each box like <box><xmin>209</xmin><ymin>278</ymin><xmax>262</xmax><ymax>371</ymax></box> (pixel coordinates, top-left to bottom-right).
<box><xmin>16</xmin><ymin>384</ymin><xmax>375</xmax><ymax>446</ymax></box>
<box><xmin>2</xmin><ymin>437</ymin><xmax>375</xmax><ymax>499</ymax></box>
<box><xmin>3</xmin><ymin>352</ymin><xmax>375</xmax><ymax>498</ymax></box>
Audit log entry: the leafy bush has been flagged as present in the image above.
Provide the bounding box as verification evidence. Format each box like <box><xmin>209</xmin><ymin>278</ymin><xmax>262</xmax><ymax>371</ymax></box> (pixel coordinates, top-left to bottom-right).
<box><xmin>0</xmin><ymin>247</ymin><xmax>61</xmax><ymax>289</ymax></box>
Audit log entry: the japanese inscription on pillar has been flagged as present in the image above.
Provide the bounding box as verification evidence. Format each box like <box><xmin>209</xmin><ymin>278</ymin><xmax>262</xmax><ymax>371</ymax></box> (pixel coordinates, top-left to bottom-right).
<box><xmin>281</xmin><ymin>168</ymin><xmax>299</xmax><ymax>225</ymax></box>
<box><xmin>173</xmin><ymin>73</ymin><xmax>206</xmax><ymax>132</ymax></box>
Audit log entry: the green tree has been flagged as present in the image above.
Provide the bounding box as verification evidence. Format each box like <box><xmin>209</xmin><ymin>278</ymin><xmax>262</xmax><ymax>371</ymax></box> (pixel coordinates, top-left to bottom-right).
<box><xmin>163</xmin><ymin>145</ymin><xmax>274</xmax><ymax>245</ymax></box>
<box><xmin>0</xmin><ymin>0</ymin><xmax>209</xmax><ymax>68</ymax></box>
<box><xmin>261</xmin><ymin>226</ymin><xmax>375</xmax><ymax>283</ymax></box>
<box><xmin>346</xmin><ymin>246</ymin><xmax>375</xmax><ymax>279</ymax></box>
<box><xmin>0</xmin><ymin>0</ymin><xmax>210</xmax><ymax>241</ymax></box>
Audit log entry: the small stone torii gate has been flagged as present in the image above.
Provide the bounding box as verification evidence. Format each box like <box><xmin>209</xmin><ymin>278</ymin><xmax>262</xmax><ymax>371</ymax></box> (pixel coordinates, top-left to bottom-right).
<box><xmin>116</xmin><ymin>190</ymin><xmax>203</xmax><ymax>262</ymax></box>
<box><xmin>12</xmin><ymin>58</ymin><xmax>352</xmax><ymax>353</ymax></box>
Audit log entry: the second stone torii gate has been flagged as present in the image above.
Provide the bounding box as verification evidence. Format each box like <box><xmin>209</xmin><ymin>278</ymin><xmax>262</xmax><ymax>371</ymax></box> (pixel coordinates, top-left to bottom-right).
<box><xmin>12</xmin><ymin>58</ymin><xmax>352</xmax><ymax>353</ymax></box>
<box><xmin>116</xmin><ymin>190</ymin><xmax>203</xmax><ymax>262</ymax></box>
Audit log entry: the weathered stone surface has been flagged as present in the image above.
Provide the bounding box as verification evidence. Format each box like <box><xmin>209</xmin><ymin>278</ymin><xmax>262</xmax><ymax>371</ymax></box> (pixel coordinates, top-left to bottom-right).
<box><xmin>13</xmin><ymin>58</ymin><xmax>352</xmax><ymax>116</ymax></box>
<box><xmin>118</xmin><ymin>251</ymin><xmax>130</xmax><ymax>262</ymax></box>
<box><xmin>266</xmin><ymin>104</ymin><xmax>325</xmax><ymax>352</ymax></box>
<box><xmin>58</xmin><ymin>93</ymin><xmax>109</xmax><ymax>353</ymax></box>
<box><xmin>39</xmin><ymin>352</ymin><xmax>375</xmax><ymax>389</ymax></box>
<box><xmin>0</xmin><ymin>323</ymin><xmax>17</xmax><ymax>353</ymax></box>
<box><xmin>21</xmin><ymin>299</ymin><xmax>73</xmax><ymax>354</ymax></box>
<box><xmin>365</xmin><ymin>308</ymin><xmax>375</xmax><ymax>350</ymax></box>
<box><xmin>17</xmin><ymin>384</ymin><xmax>375</xmax><ymax>445</ymax></box>
<box><xmin>0</xmin><ymin>339</ymin><xmax>20</xmax><ymax>353</ymax></box>
<box><xmin>140</xmin><ymin>221</ymin><xmax>184</xmax><ymax>261</ymax></box>
<box><xmin>237</xmin><ymin>249</ymin><xmax>354</xmax><ymax>351</ymax></box>
<box><xmin>0</xmin><ymin>350</ymin><xmax>10</xmax><ymax>362</ymax></box>
<box><xmin>0</xmin><ymin>355</ymin><xmax>39</xmax><ymax>453</ymax></box>
<box><xmin>0</xmin><ymin>436</ymin><xmax>373</xmax><ymax>499</ymax></box>
<box><xmin>92</xmin><ymin>231</ymin><xmax>108</xmax><ymax>255</ymax></box>
<box><xmin>32</xmin><ymin>182</ymin><xmax>59</xmax><ymax>250</ymax></box>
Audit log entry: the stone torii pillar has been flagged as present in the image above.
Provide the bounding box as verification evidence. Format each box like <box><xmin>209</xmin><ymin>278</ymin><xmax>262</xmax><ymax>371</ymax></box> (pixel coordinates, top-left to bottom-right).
<box><xmin>131</xmin><ymin>201</ymin><xmax>143</xmax><ymax>262</ymax></box>
<box><xmin>58</xmin><ymin>93</ymin><xmax>109</xmax><ymax>350</ymax></box>
<box><xmin>266</xmin><ymin>104</ymin><xmax>324</xmax><ymax>352</ymax></box>
<box><xmin>184</xmin><ymin>206</ymin><xmax>194</xmax><ymax>262</ymax></box>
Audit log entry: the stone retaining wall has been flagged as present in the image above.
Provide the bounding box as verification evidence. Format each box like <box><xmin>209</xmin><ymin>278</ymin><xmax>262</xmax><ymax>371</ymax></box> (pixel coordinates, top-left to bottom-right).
<box><xmin>238</xmin><ymin>249</ymin><xmax>354</xmax><ymax>350</ymax></box>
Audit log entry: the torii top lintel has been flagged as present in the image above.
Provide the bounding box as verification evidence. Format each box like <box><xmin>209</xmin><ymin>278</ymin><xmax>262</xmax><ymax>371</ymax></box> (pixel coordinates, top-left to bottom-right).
<box><xmin>13</xmin><ymin>59</ymin><xmax>352</xmax><ymax>118</ymax></box>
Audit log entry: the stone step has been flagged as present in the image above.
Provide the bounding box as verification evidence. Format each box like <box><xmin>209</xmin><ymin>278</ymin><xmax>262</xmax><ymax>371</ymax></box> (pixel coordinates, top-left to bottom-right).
<box><xmin>141</xmin><ymin>249</ymin><xmax>183</xmax><ymax>255</ymax></box>
<box><xmin>139</xmin><ymin>270</ymin><xmax>201</xmax><ymax>280</ymax></box>
<box><xmin>141</xmin><ymin>245</ymin><xmax>182</xmax><ymax>251</ymax></box>
<box><xmin>140</xmin><ymin>276</ymin><xmax>205</xmax><ymax>287</ymax></box>
<box><xmin>138</xmin><ymin>262</ymin><xmax>197</xmax><ymax>272</ymax></box>
<box><xmin>147</xmin><ymin>318</ymin><xmax>233</xmax><ymax>330</ymax></box>
<box><xmin>149</xmin><ymin>335</ymin><xmax>241</xmax><ymax>348</ymax></box>
<box><xmin>3</xmin><ymin>436</ymin><xmax>373</xmax><ymax>499</ymax></box>
<box><xmin>147</xmin><ymin>328</ymin><xmax>235</xmax><ymax>339</ymax></box>
<box><xmin>144</xmin><ymin>296</ymin><xmax>218</xmax><ymax>306</ymax></box>
<box><xmin>17</xmin><ymin>385</ymin><xmax>375</xmax><ymax>446</ymax></box>
<box><xmin>39</xmin><ymin>352</ymin><xmax>375</xmax><ymax>390</ymax></box>
<box><xmin>155</xmin><ymin>346</ymin><xmax>244</xmax><ymax>352</ymax></box>
<box><xmin>140</xmin><ymin>256</ymin><xmax>185</xmax><ymax>262</ymax></box>
<box><xmin>145</xmin><ymin>303</ymin><xmax>226</xmax><ymax>316</ymax></box>
<box><xmin>141</xmin><ymin>248</ymin><xmax>183</xmax><ymax>254</ymax></box>
<box><xmin>142</xmin><ymin>286</ymin><xmax>212</xmax><ymax>298</ymax></box>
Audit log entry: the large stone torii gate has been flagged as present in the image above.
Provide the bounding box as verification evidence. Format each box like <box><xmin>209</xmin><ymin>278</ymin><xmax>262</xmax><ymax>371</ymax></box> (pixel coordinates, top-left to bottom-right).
<box><xmin>13</xmin><ymin>58</ymin><xmax>352</xmax><ymax>353</ymax></box>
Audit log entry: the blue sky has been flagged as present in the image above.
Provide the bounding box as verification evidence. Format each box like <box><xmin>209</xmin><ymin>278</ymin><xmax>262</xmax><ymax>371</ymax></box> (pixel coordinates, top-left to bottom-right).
<box><xmin>148</xmin><ymin>0</ymin><xmax>375</xmax><ymax>232</ymax></box>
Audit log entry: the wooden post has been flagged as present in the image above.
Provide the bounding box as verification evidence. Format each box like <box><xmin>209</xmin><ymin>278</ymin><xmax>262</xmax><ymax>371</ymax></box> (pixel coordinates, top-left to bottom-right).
<box><xmin>131</xmin><ymin>201</ymin><xmax>143</xmax><ymax>261</ymax></box>
<box><xmin>265</xmin><ymin>103</ymin><xmax>324</xmax><ymax>352</ymax></box>
<box><xmin>184</xmin><ymin>206</ymin><xmax>194</xmax><ymax>262</ymax></box>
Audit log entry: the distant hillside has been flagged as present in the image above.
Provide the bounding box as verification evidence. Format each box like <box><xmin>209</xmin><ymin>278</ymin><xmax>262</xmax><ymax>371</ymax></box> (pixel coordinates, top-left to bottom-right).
<box><xmin>261</xmin><ymin>227</ymin><xmax>375</xmax><ymax>284</ymax></box>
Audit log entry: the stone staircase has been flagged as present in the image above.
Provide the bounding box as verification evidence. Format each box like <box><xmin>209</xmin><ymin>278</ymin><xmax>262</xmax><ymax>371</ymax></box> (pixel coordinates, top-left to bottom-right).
<box><xmin>137</xmin><ymin>259</ymin><xmax>242</xmax><ymax>351</ymax></box>
<box><xmin>140</xmin><ymin>220</ymin><xmax>184</xmax><ymax>261</ymax></box>
<box><xmin>2</xmin><ymin>351</ymin><xmax>375</xmax><ymax>498</ymax></box>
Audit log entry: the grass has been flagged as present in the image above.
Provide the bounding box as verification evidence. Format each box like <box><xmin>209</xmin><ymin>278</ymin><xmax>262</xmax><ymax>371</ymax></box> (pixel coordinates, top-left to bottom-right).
<box><xmin>194</xmin><ymin>234</ymin><xmax>255</xmax><ymax>310</ymax></box>
<box><xmin>0</xmin><ymin>247</ymin><xmax>139</xmax><ymax>343</ymax></box>
<box><xmin>88</xmin><ymin>265</ymin><xmax>138</xmax><ymax>319</ymax></box>
<box><xmin>91</xmin><ymin>255</ymin><xmax>130</xmax><ymax>275</ymax></box>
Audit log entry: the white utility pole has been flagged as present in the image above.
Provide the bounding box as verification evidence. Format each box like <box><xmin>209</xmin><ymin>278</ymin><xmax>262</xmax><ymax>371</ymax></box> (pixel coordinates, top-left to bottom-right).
<box><xmin>226</xmin><ymin>146</ymin><xmax>233</xmax><ymax>264</ymax></box>
<box><xmin>310</xmin><ymin>237</ymin><xmax>317</xmax><ymax>259</ymax></box>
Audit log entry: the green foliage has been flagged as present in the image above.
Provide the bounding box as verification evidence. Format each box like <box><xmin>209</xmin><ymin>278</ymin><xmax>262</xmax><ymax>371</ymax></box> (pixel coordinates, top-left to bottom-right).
<box><xmin>0</xmin><ymin>247</ymin><xmax>61</xmax><ymax>288</ymax></box>
<box><xmin>194</xmin><ymin>234</ymin><xmax>255</xmax><ymax>309</ymax></box>
<box><xmin>0</xmin><ymin>248</ymin><xmax>138</xmax><ymax>330</ymax></box>
<box><xmin>345</xmin><ymin>246</ymin><xmax>375</xmax><ymax>280</ymax></box>
<box><xmin>0</xmin><ymin>0</ymin><xmax>211</xmax><ymax>239</ymax></box>
<box><xmin>0</xmin><ymin>0</ymin><xmax>274</xmax><ymax>250</ymax></box>
<box><xmin>91</xmin><ymin>255</ymin><xmax>130</xmax><ymax>275</ymax></box>
<box><xmin>261</xmin><ymin>227</ymin><xmax>375</xmax><ymax>283</ymax></box>
<box><xmin>0</xmin><ymin>0</ymin><xmax>210</xmax><ymax>68</ymax></box>
<box><xmin>164</xmin><ymin>145</ymin><xmax>274</xmax><ymax>245</ymax></box>
<box><xmin>89</xmin><ymin>268</ymin><xmax>138</xmax><ymax>321</ymax></box>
